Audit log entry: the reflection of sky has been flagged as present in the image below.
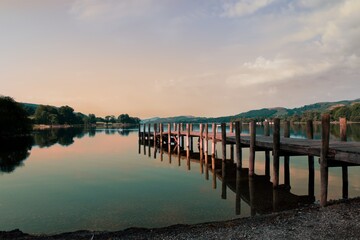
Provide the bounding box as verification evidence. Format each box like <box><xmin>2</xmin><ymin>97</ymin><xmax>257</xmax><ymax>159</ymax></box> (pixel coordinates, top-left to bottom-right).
<box><xmin>0</xmin><ymin>131</ymin><xmax>244</xmax><ymax>234</ymax></box>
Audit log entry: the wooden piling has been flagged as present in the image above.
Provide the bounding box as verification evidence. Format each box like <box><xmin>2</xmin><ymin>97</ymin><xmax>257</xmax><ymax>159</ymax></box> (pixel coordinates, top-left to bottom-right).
<box><xmin>221</xmin><ymin>123</ymin><xmax>226</xmax><ymax>162</ymax></box>
<box><xmin>230</xmin><ymin>122</ymin><xmax>234</xmax><ymax>161</ymax></box>
<box><xmin>199</xmin><ymin>124</ymin><xmax>204</xmax><ymax>160</ymax></box>
<box><xmin>159</xmin><ymin>123</ymin><xmax>163</xmax><ymax>148</ymax></box>
<box><xmin>211</xmin><ymin>123</ymin><xmax>216</xmax><ymax>170</ymax></box>
<box><xmin>186</xmin><ymin>124</ymin><xmax>190</xmax><ymax>170</ymax></box>
<box><xmin>177</xmin><ymin>123</ymin><xmax>181</xmax><ymax>156</ymax></box>
<box><xmin>249</xmin><ymin>120</ymin><xmax>256</xmax><ymax>176</ymax></box>
<box><xmin>320</xmin><ymin>114</ymin><xmax>330</xmax><ymax>207</ymax></box>
<box><xmin>153</xmin><ymin>123</ymin><xmax>157</xmax><ymax>148</ymax></box>
<box><xmin>190</xmin><ymin>124</ymin><xmax>193</xmax><ymax>152</ymax></box>
<box><xmin>235</xmin><ymin>121</ymin><xmax>242</xmax><ymax>169</ymax></box>
<box><xmin>148</xmin><ymin>124</ymin><xmax>151</xmax><ymax>157</ymax></box>
<box><xmin>306</xmin><ymin>120</ymin><xmax>315</xmax><ymax>197</ymax></box>
<box><xmin>141</xmin><ymin>124</ymin><xmax>145</xmax><ymax>143</ymax></box>
<box><xmin>273</xmin><ymin>118</ymin><xmax>280</xmax><ymax>188</ymax></box>
<box><xmin>284</xmin><ymin>120</ymin><xmax>290</xmax><ymax>187</ymax></box>
<box><xmin>340</xmin><ymin>117</ymin><xmax>348</xmax><ymax>199</ymax></box>
<box><xmin>264</xmin><ymin>121</ymin><xmax>270</xmax><ymax>177</ymax></box>
<box><xmin>205</xmin><ymin>123</ymin><xmax>209</xmax><ymax>165</ymax></box>
<box><xmin>168</xmin><ymin>123</ymin><xmax>171</xmax><ymax>146</ymax></box>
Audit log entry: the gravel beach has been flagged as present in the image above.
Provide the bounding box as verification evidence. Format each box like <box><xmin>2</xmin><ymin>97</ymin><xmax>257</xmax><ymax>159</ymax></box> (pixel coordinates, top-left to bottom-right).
<box><xmin>1</xmin><ymin>198</ymin><xmax>360</xmax><ymax>240</ymax></box>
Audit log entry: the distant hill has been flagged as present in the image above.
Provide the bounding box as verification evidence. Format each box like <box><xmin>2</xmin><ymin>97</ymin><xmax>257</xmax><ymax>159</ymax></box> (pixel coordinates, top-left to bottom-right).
<box><xmin>141</xmin><ymin>98</ymin><xmax>360</xmax><ymax>123</ymax></box>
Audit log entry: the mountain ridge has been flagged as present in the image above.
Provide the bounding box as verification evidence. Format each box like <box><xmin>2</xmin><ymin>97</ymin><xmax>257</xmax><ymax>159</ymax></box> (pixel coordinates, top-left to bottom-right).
<box><xmin>141</xmin><ymin>98</ymin><xmax>360</xmax><ymax>123</ymax></box>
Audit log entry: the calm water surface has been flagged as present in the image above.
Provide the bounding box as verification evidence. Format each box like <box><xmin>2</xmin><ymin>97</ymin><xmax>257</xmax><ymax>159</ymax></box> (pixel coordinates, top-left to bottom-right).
<box><xmin>0</xmin><ymin>124</ymin><xmax>359</xmax><ymax>234</ymax></box>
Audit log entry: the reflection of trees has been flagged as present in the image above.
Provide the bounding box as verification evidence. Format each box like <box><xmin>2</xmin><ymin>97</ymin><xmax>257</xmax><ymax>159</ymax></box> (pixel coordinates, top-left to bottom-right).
<box><xmin>33</xmin><ymin>128</ymin><xmax>87</xmax><ymax>148</ymax></box>
<box><xmin>118</xmin><ymin>129</ymin><xmax>130</xmax><ymax>136</ymax></box>
<box><xmin>348</xmin><ymin>124</ymin><xmax>360</xmax><ymax>141</ymax></box>
<box><xmin>0</xmin><ymin>136</ymin><xmax>33</xmax><ymax>173</ymax></box>
<box><xmin>88</xmin><ymin>128</ymin><xmax>96</xmax><ymax>137</ymax></box>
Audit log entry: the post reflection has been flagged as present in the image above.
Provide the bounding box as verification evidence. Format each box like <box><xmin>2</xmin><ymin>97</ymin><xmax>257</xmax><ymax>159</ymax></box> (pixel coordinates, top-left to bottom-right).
<box><xmin>139</xmin><ymin>137</ymin><xmax>318</xmax><ymax>217</ymax></box>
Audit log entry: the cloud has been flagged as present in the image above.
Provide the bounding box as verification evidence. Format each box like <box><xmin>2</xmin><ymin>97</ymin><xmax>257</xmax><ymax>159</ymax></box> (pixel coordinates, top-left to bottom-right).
<box><xmin>69</xmin><ymin>0</ymin><xmax>156</xmax><ymax>20</ymax></box>
<box><xmin>226</xmin><ymin>56</ymin><xmax>332</xmax><ymax>86</ymax></box>
<box><xmin>222</xmin><ymin>0</ymin><xmax>276</xmax><ymax>17</ymax></box>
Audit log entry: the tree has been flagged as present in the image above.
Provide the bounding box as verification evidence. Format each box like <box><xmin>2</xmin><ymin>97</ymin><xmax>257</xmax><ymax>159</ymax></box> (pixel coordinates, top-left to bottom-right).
<box><xmin>0</xmin><ymin>96</ymin><xmax>32</xmax><ymax>137</ymax></box>
<box><xmin>58</xmin><ymin>106</ymin><xmax>75</xmax><ymax>124</ymax></box>
<box><xmin>88</xmin><ymin>114</ymin><xmax>96</xmax><ymax>124</ymax></box>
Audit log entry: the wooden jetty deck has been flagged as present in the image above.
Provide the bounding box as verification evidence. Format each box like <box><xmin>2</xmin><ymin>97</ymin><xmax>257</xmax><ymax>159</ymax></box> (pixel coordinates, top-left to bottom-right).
<box><xmin>139</xmin><ymin>115</ymin><xmax>360</xmax><ymax>206</ymax></box>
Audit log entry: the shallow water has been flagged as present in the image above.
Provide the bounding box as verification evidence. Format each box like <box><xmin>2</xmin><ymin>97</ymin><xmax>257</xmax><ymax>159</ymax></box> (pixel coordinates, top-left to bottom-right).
<box><xmin>0</xmin><ymin>124</ymin><xmax>359</xmax><ymax>234</ymax></box>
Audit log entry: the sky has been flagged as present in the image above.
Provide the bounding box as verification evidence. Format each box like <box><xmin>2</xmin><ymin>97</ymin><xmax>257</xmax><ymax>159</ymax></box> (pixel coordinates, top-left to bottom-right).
<box><xmin>1</xmin><ymin>0</ymin><xmax>359</xmax><ymax>118</ymax></box>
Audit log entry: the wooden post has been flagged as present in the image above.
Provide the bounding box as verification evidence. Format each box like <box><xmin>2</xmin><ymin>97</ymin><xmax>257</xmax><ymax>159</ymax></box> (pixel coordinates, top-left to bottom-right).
<box><xmin>249</xmin><ymin>120</ymin><xmax>256</xmax><ymax>176</ymax></box>
<box><xmin>180</xmin><ymin>123</ymin><xmax>184</xmax><ymax>147</ymax></box>
<box><xmin>173</xmin><ymin>123</ymin><xmax>177</xmax><ymax>131</ymax></box>
<box><xmin>148</xmin><ymin>124</ymin><xmax>151</xmax><ymax>157</ymax></box>
<box><xmin>264</xmin><ymin>121</ymin><xmax>270</xmax><ymax>177</ymax></box>
<box><xmin>205</xmin><ymin>123</ymin><xmax>209</xmax><ymax>165</ymax></box>
<box><xmin>340</xmin><ymin>117</ymin><xmax>348</xmax><ymax>199</ymax></box>
<box><xmin>189</xmin><ymin>123</ymin><xmax>193</xmax><ymax>152</ymax></box>
<box><xmin>235</xmin><ymin>121</ymin><xmax>242</xmax><ymax>169</ymax></box>
<box><xmin>307</xmin><ymin>120</ymin><xmax>315</xmax><ymax>197</ymax></box>
<box><xmin>153</xmin><ymin>123</ymin><xmax>157</xmax><ymax>147</ymax></box>
<box><xmin>186</xmin><ymin>124</ymin><xmax>190</xmax><ymax>163</ymax></box>
<box><xmin>221</xmin><ymin>123</ymin><xmax>226</xmax><ymax>162</ymax></box>
<box><xmin>199</xmin><ymin>124</ymin><xmax>204</xmax><ymax>160</ymax></box>
<box><xmin>168</xmin><ymin>123</ymin><xmax>171</xmax><ymax>146</ymax></box>
<box><xmin>273</xmin><ymin>118</ymin><xmax>280</xmax><ymax>188</ymax></box>
<box><xmin>160</xmin><ymin>124</ymin><xmax>163</xmax><ymax>162</ymax></box>
<box><xmin>177</xmin><ymin>123</ymin><xmax>181</xmax><ymax>148</ymax></box>
<box><xmin>159</xmin><ymin>123</ymin><xmax>163</xmax><ymax>148</ymax></box>
<box><xmin>230</xmin><ymin>122</ymin><xmax>234</xmax><ymax>161</ymax></box>
<box><xmin>211</xmin><ymin>123</ymin><xmax>216</xmax><ymax>170</ymax></box>
<box><xmin>320</xmin><ymin>114</ymin><xmax>330</xmax><ymax>207</ymax></box>
<box><xmin>284</xmin><ymin>120</ymin><xmax>290</xmax><ymax>187</ymax></box>
<box><xmin>141</xmin><ymin>124</ymin><xmax>146</xmax><ymax>145</ymax></box>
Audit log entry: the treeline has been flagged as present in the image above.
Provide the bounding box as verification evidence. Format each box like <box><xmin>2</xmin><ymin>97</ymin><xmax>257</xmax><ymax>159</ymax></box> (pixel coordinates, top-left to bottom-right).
<box><xmin>288</xmin><ymin>103</ymin><xmax>360</xmax><ymax>122</ymax></box>
<box><xmin>232</xmin><ymin>103</ymin><xmax>360</xmax><ymax>123</ymax></box>
<box><xmin>0</xmin><ymin>96</ymin><xmax>32</xmax><ymax>137</ymax></box>
<box><xmin>32</xmin><ymin>104</ymin><xmax>140</xmax><ymax>126</ymax></box>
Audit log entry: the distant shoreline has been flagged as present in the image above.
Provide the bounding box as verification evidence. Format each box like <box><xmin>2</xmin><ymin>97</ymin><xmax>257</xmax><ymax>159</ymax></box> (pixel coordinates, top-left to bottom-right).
<box><xmin>33</xmin><ymin>123</ymin><xmax>139</xmax><ymax>130</ymax></box>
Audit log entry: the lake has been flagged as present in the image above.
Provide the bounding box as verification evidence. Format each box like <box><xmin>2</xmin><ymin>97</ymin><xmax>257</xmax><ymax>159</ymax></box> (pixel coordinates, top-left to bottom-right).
<box><xmin>0</xmin><ymin>124</ymin><xmax>359</xmax><ymax>234</ymax></box>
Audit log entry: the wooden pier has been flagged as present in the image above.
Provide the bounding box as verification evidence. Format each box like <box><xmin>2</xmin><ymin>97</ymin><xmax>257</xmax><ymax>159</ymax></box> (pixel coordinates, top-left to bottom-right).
<box><xmin>139</xmin><ymin>115</ymin><xmax>360</xmax><ymax>207</ymax></box>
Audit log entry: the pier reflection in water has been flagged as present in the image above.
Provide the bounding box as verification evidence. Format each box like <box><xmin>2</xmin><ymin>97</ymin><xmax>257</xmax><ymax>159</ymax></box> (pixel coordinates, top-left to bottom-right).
<box><xmin>138</xmin><ymin>121</ymin><xmax>360</xmax><ymax>215</ymax></box>
<box><xmin>138</xmin><ymin>137</ymin><xmax>316</xmax><ymax>216</ymax></box>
